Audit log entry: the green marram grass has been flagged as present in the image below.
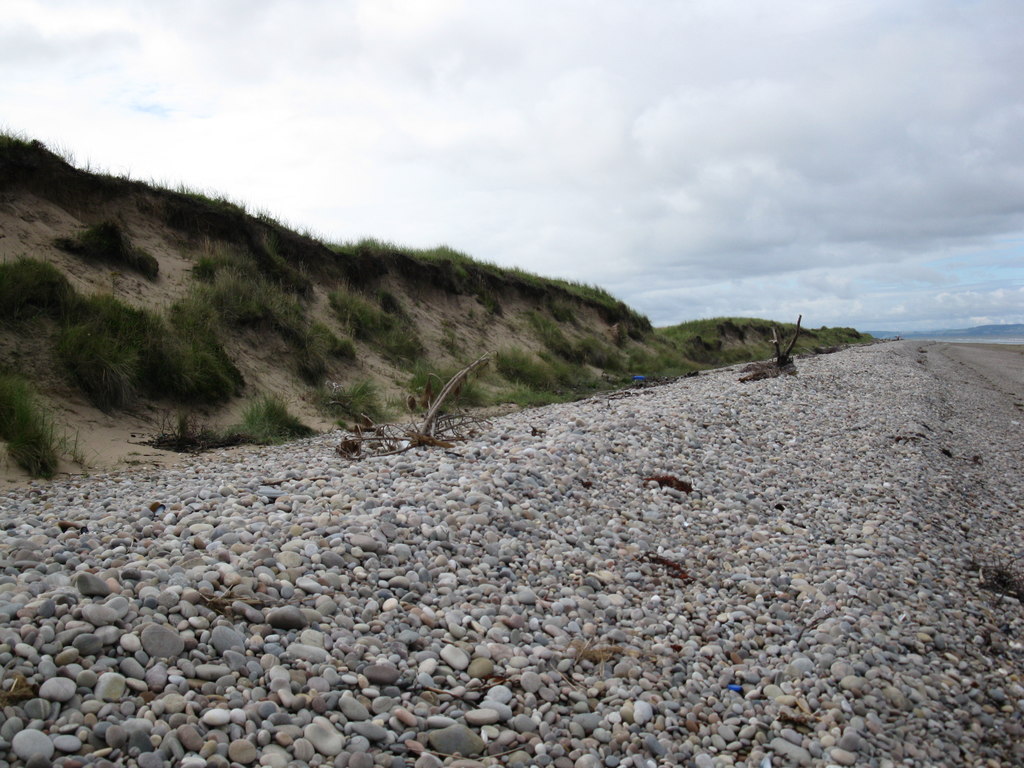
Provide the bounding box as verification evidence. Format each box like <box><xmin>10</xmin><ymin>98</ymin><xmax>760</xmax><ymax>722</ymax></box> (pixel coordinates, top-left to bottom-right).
<box><xmin>0</xmin><ymin>259</ymin><xmax>76</xmax><ymax>322</ymax></box>
<box><xmin>235</xmin><ymin>394</ymin><xmax>315</xmax><ymax>444</ymax></box>
<box><xmin>406</xmin><ymin>360</ymin><xmax>489</xmax><ymax>410</ymax></box>
<box><xmin>58</xmin><ymin>293</ymin><xmax>242</xmax><ymax>410</ymax></box>
<box><xmin>495</xmin><ymin>347</ymin><xmax>557</xmax><ymax>391</ymax></box>
<box><xmin>656</xmin><ymin>316</ymin><xmax>871</xmax><ymax>367</ymax></box>
<box><xmin>327</xmin><ymin>238</ymin><xmax>650</xmax><ymax>334</ymax></box>
<box><xmin>54</xmin><ymin>221</ymin><xmax>159</xmax><ymax>280</ymax></box>
<box><xmin>0</xmin><ymin>373</ymin><xmax>60</xmax><ymax>478</ymax></box>
<box><xmin>329</xmin><ymin>287</ymin><xmax>424</xmax><ymax>366</ymax></box>
<box><xmin>296</xmin><ymin>322</ymin><xmax>355</xmax><ymax>383</ymax></box>
<box><xmin>316</xmin><ymin>380</ymin><xmax>385</xmax><ymax>423</ymax></box>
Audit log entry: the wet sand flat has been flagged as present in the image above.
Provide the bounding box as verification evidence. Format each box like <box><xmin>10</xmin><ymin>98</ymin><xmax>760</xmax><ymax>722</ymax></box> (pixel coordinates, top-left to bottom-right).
<box><xmin>932</xmin><ymin>342</ymin><xmax>1024</xmax><ymax>408</ymax></box>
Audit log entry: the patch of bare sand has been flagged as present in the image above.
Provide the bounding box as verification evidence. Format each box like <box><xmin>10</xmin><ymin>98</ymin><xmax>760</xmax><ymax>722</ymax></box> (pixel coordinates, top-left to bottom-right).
<box><xmin>932</xmin><ymin>343</ymin><xmax>1024</xmax><ymax>412</ymax></box>
<box><xmin>0</xmin><ymin>404</ymin><xmax>184</xmax><ymax>489</ymax></box>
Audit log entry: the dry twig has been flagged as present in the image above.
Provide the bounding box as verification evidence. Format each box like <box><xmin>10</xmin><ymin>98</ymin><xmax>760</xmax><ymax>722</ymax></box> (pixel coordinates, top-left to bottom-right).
<box><xmin>739</xmin><ymin>315</ymin><xmax>803</xmax><ymax>382</ymax></box>
<box><xmin>336</xmin><ymin>357</ymin><xmax>490</xmax><ymax>459</ymax></box>
<box><xmin>0</xmin><ymin>672</ymin><xmax>35</xmax><ymax>706</ymax></box>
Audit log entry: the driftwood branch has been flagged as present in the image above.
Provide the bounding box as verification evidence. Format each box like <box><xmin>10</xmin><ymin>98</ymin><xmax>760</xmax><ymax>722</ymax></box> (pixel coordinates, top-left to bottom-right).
<box><xmin>336</xmin><ymin>356</ymin><xmax>491</xmax><ymax>459</ymax></box>
<box><xmin>776</xmin><ymin>313</ymin><xmax>802</xmax><ymax>367</ymax></box>
<box><xmin>739</xmin><ymin>315</ymin><xmax>803</xmax><ymax>382</ymax></box>
<box><xmin>421</xmin><ymin>355</ymin><xmax>490</xmax><ymax>437</ymax></box>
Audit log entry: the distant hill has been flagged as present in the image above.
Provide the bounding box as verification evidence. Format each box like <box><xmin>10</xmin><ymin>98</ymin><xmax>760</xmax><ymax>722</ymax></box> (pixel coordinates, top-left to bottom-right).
<box><xmin>866</xmin><ymin>324</ymin><xmax>1024</xmax><ymax>339</ymax></box>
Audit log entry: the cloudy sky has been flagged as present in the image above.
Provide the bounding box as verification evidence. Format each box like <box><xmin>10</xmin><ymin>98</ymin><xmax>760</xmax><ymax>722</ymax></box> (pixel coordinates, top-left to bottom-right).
<box><xmin>3</xmin><ymin>0</ymin><xmax>1023</xmax><ymax>331</ymax></box>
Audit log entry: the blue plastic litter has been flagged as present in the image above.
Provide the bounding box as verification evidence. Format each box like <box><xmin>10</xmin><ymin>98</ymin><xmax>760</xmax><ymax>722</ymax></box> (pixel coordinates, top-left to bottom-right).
<box><xmin>632</xmin><ymin>375</ymin><xmax>646</xmax><ymax>382</ymax></box>
<box><xmin>726</xmin><ymin>684</ymin><xmax>743</xmax><ymax>692</ymax></box>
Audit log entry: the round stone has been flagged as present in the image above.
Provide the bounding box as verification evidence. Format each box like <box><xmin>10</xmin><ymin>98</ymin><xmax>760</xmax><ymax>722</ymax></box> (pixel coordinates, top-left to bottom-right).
<box><xmin>210</xmin><ymin>625</ymin><xmax>246</xmax><ymax>654</ymax></box>
<box><xmin>363</xmin><ymin>663</ymin><xmax>400</xmax><ymax>686</ymax></box>
<box><xmin>464</xmin><ymin>708</ymin><xmax>500</xmax><ymax>726</ymax></box>
<box><xmin>52</xmin><ymin>734</ymin><xmax>82</xmax><ymax>753</ymax></box>
<box><xmin>72</xmin><ymin>633</ymin><xmax>103</xmax><ymax>656</ymax></box>
<box><xmin>202</xmin><ymin>708</ymin><xmax>232</xmax><ymax>727</ymax></box>
<box><xmin>12</xmin><ymin>730</ymin><xmax>55</xmax><ymax>761</ymax></box>
<box><xmin>830</xmin><ymin>747</ymin><xmax>857</xmax><ymax>766</ymax></box>
<box><xmin>339</xmin><ymin>694</ymin><xmax>370</xmax><ymax>721</ymax></box>
<box><xmin>82</xmin><ymin>603</ymin><xmax>120</xmax><ymax>626</ymax></box>
<box><xmin>519</xmin><ymin>671</ymin><xmax>542</xmax><ymax>693</ymax></box>
<box><xmin>440</xmin><ymin>645</ymin><xmax>469</xmax><ymax>670</ymax></box>
<box><xmin>348</xmin><ymin>753</ymin><xmax>374</xmax><ymax>768</ymax></box>
<box><xmin>228</xmin><ymin>738</ymin><xmax>258</xmax><ymax>764</ymax></box>
<box><xmin>267</xmin><ymin>606</ymin><xmax>307</xmax><ymax>630</ymax></box>
<box><xmin>39</xmin><ymin>677</ymin><xmax>76</xmax><ymax>702</ymax></box>
<box><xmin>633</xmin><ymin>700</ymin><xmax>653</xmax><ymax>725</ymax></box>
<box><xmin>138</xmin><ymin>752</ymin><xmax>166</xmax><ymax>768</ymax></box>
<box><xmin>427</xmin><ymin>724</ymin><xmax>484</xmax><ymax>756</ymax></box>
<box><xmin>95</xmin><ymin>672</ymin><xmax>126</xmax><ymax>701</ymax></box>
<box><xmin>467</xmin><ymin>657</ymin><xmax>494</xmax><ymax>679</ymax></box>
<box><xmin>304</xmin><ymin>716</ymin><xmax>345</xmax><ymax>756</ymax></box>
<box><xmin>141</xmin><ymin>623</ymin><xmax>185</xmax><ymax>658</ymax></box>
<box><xmin>74</xmin><ymin>572</ymin><xmax>111</xmax><ymax>597</ymax></box>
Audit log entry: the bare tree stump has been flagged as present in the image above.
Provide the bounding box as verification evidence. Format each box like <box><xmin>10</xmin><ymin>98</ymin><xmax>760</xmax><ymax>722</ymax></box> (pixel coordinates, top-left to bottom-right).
<box><xmin>739</xmin><ymin>315</ymin><xmax>802</xmax><ymax>382</ymax></box>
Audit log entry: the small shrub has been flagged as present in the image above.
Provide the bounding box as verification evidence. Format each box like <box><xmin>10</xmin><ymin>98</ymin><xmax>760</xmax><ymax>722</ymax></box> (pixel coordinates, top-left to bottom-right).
<box><xmin>329</xmin><ymin>289</ymin><xmax>391</xmax><ymax>340</ymax></box>
<box><xmin>376</xmin><ymin>289</ymin><xmax>405</xmax><ymax>318</ymax></box>
<box><xmin>495</xmin><ymin>348</ymin><xmax>557</xmax><ymax>391</ymax></box>
<box><xmin>197</xmin><ymin>267</ymin><xmax>305</xmax><ymax>337</ymax></box>
<box><xmin>60</xmin><ymin>294</ymin><xmax>242</xmax><ymax>410</ymax></box>
<box><xmin>476</xmin><ymin>291</ymin><xmax>502</xmax><ymax>315</ymax></box>
<box><xmin>573</xmin><ymin>336</ymin><xmax>624</xmax><ymax>370</ymax></box>
<box><xmin>379</xmin><ymin>324</ymin><xmax>424</xmax><ymax>366</ymax></box>
<box><xmin>57</xmin><ymin>320</ymin><xmax>139</xmax><ymax>410</ymax></box>
<box><xmin>0</xmin><ymin>259</ymin><xmax>76</xmax><ymax>322</ymax></box>
<box><xmin>439</xmin><ymin>321</ymin><xmax>462</xmax><ymax>356</ymax></box>
<box><xmin>164</xmin><ymin>297</ymin><xmax>245</xmax><ymax>402</ymax></box>
<box><xmin>160</xmin><ymin>337</ymin><xmax>244</xmax><ymax>403</ymax></box>
<box><xmin>318</xmin><ymin>380</ymin><xmax>384</xmax><ymax>422</ymax></box>
<box><xmin>296</xmin><ymin>322</ymin><xmax>353</xmax><ymax>383</ymax></box>
<box><xmin>148</xmin><ymin>411</ymin><xmax>245</xmax><ymax>453</ymax></box>
<box><xmin>329</xmin><ymin>288</ymin><xmax>423</xmax><ymax>365</ymax></box>
<box><xmin>407</xmin><ymin>362</ymin><xmax>488</xmax><ymax>410</ymax></box>
<box><xmin>0</xmin><ymin>374</ymin><xmax>60</xmax><ymax>478</ymax></box>
<box><xmin>541</xmin><ymin>352</ymin><xmax>598</xmax><ymax>390</ymax></box>
<box><xmin>235</xmin><ymin>394</ymin><xmax>315</xmax><ymax>444</ymax></box>
<box><xmin>495</xmin><ymin>386</ymin><xmax>572</xmax><ymax>407</ymax></box>
<box><xmin>528</xmin><ymin>312</ymin><xmax>575</xmax><ymax>360</ymax></box>
<box><xmin>55</xmin><ymin>222</ymin><xmax>159</xmax><ymax>280</ymax></box>
<box><xmin>549</xmin><ymin>300</ymin><xmax>576</xmax><ymax>324</ymax></box>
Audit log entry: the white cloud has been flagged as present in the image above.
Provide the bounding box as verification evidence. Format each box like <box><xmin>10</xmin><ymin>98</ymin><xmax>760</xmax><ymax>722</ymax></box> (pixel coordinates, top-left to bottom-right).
<box><xmin>2</xmin><ymin>0</ymin><xmax>1022</xmax><ymax>331</ymax></box>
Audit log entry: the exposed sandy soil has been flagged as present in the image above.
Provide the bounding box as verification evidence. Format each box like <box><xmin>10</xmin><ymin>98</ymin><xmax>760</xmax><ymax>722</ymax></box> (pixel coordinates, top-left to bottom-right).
<box><xmin>932</xmin><ymin>342</ymin><xmax>1024</xmax><ymax>407</ymax></box>
<box><xmin>0</xmin><ymin>175</ymin><xmax>571</xmax><ymax>489</ymax></box>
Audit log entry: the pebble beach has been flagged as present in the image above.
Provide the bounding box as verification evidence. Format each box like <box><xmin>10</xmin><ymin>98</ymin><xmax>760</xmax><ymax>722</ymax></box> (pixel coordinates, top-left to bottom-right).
<box><xmin>1</xmin><ymin>341</ymin><xmax>1021</xmax><ymax>768</ymax></box>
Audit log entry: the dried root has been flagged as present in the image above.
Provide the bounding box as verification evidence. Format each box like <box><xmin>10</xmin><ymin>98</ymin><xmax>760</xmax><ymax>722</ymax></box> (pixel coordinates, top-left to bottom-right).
<box><xmin>738</xmin><ymin>315</ymin><xmax>802</xmax><ymax>382</ymax></box>
<box><xmin>0</xmin><ymin>672</ymin><xmax>35</xmax><ymax>706</ymax></box>
<box><xmin>196</xmin><ymin>587</ymin><xmax>263</xmax><ymax>617</ymax></box>
<box><xmin>644</xmin><ymin>474</ymin><xmax>693</xmax><ymax>493</ymax></box>
<box><xmin>637</xmin><ymin>552</ymin><xmax>693</xmax><ymax>582</ymax></box>
<box><xmin>974</xmin><ymin>560</ymin><xmax>1024</xmax><ymax>602</ymax></box>
<box><xmin>336</xmin><ymin>357</ymin><xmax>490</xmax><ymax>460</ymax></box>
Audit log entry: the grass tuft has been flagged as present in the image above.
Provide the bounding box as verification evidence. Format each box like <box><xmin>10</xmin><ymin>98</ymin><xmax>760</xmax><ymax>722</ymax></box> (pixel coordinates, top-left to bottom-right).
<box><xmin>317</xmin><ymin>380</ymin><xmax>385</xmax><ymax>423</ymax></box>
<box><xmin>55</xmin><ymin>221</ymin><xmax>159</xmax><ymax>280</ymax></box>
<box><xmin>495</xmin><ymin>347</ymin><xmax>557</xmax><ymax>391</ymax></box>
<box><xmin>59</xmin><ymin>293</ymin><xmax>242</xmax><ymax>411</ymax></box>
<box><xmin>235</xmin><ymin>394</ymin><xmax>315</xmax><ymax>444</ymax></box>
<box><xmin>407</xmin><ymin>361</ymin><xmax>489</xmax><ymax>410</ymax></box>
<box><xmin>329</xmin><ymin>287</ymin><xmax>424</xmax><ymax>366</ymax></box>
<box><xmin>297</xmin><ymin>322</ymin><xmax>355</xmax><ymax>383</ymax></box>
<box><xmin>0</xmin><ymin>259</ymin><xmax>76</xmax><ymax>322</ymax></box>
<box><xmin>195</xmin><ymin>267</ymin><xmax>306</xmax><ymax>336</ymax></box>
<box><xmin>0</xmin><ymin>374</ymin><xmax>60</xmax><ymax>478</ymax></box>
